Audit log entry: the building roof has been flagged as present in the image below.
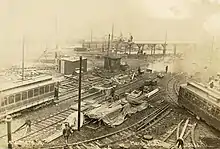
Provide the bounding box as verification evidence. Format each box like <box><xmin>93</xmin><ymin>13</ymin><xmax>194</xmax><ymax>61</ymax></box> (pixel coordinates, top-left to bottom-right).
<box><xmin>61</xmin><ymin>57</ymin><xmax>87</xmax><ymax>62</ymax></box>
<box><xmin>1</xmin><ymin>79</ymin><xmax>56</xmax><ymax>96</ymax></box>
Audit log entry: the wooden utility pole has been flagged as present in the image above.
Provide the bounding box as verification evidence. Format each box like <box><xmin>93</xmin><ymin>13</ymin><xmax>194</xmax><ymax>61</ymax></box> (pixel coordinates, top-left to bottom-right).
<box><xmin>55</xmin><ymin>15</ymin><xmax>59</xmax><ymax>50</ymax></box>
<box><xmin>210</xmin><ymin>36</ymin><xmax>215</xmax><ymax>65</ymax></box>
<box><xmin>211</xmin><ymin>36</ymin><xmax>214</xmax><ymax>52</ymax></box>
<box><xmin>107</xmin><ymin>34</ymin><xmax>111</xmax><ymax>56</ymax></box>
<box><xmin>111</xmin><ymin>24</ymin><xmax>114</xmax><ymax>50</ymax></box>
<box><xmin>22</xmin><ymin>36</ymin><xmax>25</xmax><ymax>81</ymax></box>
<box><xmin>91</xmin><ymin>29</ymin><xmax>93</xmax><ymax>43</ymax></box>
<box><xmin>78</xmin><ymin>56</ymin><xmax>82</xmax><ymax>131</ymax></box>
<box><xmin>163</xmin><ymin>30</ymin><xmax>167</xmax><ymax>55</ymax></box>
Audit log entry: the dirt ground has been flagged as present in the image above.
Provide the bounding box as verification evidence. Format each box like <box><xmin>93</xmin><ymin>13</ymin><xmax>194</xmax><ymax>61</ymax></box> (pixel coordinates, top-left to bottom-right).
<box><xmin>1</xmin><ymin>53</ymin><xmax>220</xmax><ymax>149</ymax></box>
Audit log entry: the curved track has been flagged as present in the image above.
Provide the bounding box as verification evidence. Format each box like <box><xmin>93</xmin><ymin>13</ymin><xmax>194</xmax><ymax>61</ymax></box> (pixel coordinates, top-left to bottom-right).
<box><xmin>42</xmin><ymin>104</ymin><xmax>172</xmax><ymax>149</ymax></box>
<box><xmin>3</xmin><ymin>73</ymin><xmax>183</xmax><ymax>149</ymax></box>
<box><xmin>166</xmin><ymin>73</ymin><xmax>186</xmax><ymax>106</ymax></box>
<box><xmin>38</xmin><ymin>75</ymin><xmax>179</xmax><ymax>149</ymax></box>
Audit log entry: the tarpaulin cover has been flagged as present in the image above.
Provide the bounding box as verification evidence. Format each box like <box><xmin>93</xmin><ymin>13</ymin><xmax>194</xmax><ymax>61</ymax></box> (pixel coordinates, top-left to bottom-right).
<box><xmin>126</xmin><ymin>90</ymin><xmax>144</xmax><ymax>105</ymax></box>
<box><xmin>85</xmin><ymin>100</ymin><xmax>123</xmax><ymax>120</ymax></box>
<box><xmin>85</xmin><ymin>99</ymin><xmax>150</xmax><ymax>127</ymax></box>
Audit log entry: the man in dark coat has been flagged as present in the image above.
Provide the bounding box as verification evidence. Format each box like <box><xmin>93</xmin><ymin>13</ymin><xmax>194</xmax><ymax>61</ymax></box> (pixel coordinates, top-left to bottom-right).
<box><xmin>54</xmin><ymin>82</ymin><xmax>60</xmax><ymax>102</ymax></box>
<box><xmin>63</xmin><ymin>123</ymin><xmax>73</xmax><ymax>144</ymax></box>
<box><xmin>165</xmin><ymin>65</ymin><xmax>168</xmax><ymax>73</ymax></box>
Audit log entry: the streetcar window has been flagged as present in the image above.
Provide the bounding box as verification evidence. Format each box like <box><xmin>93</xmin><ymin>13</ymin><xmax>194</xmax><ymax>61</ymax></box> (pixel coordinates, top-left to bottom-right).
<box><xmin>1</xmin><ymin>99</ymin><xmax>4</xmax><ymax>106</ymax></box>
<box><xmin>50</xmin><ymin>84</ymin><xmax>54</xmax><ymax>92</ymax></box>
<box><xmin>22</xmin><ymin>92</ymin><xmax>27</xmax><ymax>100</ymax></box>
<box><xmin>34</xmin><ymin>88</ymin><xmax>39</xmax><ymax>96</ymax></box>
<box><xmin>28</xmin><ymin>90</ymin><xmax>33</xmax><ymax>98</ymax></box>
<box><xmin>15</xmin><ymin>93</ymin><xmax>21</xmax><ymax>102</ymax></box>
<box><xmin>45</xmin><ymin>85</ymin><xmax>49</xmax><ymax>93</ymax></box>
<box><xmin>4</xmin><ymin>97</ymin><xmax>7</xmax><ymax>105</ymax></box>
<box><xmin>8</xmin><ymin>95</ymin><xmax>14</xmax><ymax>104</ymax></box>
<box><xmin>40</xmin><ymin>87</ymin><xmax>44</xmax><ymax>95</ymax></box>
<box><xmin>211</xmin><ymin>108</ymin><xmax>215</xmax><ymax>115</ymax></box>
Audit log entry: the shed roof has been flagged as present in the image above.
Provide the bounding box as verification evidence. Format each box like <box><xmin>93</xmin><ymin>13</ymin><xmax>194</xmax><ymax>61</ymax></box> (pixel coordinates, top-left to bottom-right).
<box><xmin>61</xmin><ymin>57</ymin><xmax>87</xmax><ymax>62</ymax></box>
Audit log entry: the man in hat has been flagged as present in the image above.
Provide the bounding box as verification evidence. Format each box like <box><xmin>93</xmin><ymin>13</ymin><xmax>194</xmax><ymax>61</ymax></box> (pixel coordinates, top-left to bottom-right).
<box><xmin>53</xmin><ymin>82</ymin><xmax>60</xmax><ymax>103</ymax></box>
<box><xmin>62</xmin><ymin>122</ymin><xmax>73</xmax><ymax>144</ymax></box>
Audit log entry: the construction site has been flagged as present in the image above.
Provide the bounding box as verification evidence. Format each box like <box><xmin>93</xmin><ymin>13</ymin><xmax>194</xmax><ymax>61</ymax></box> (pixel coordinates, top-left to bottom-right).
<box><xmin>1</xmin><ymin>1</ymin><xmax>220</xmax><ymax>149</ymax></box>
<box><xmin>0</xmin><ymin>29</ymin><xmax>219</xmax><ymax>149</ymax></box>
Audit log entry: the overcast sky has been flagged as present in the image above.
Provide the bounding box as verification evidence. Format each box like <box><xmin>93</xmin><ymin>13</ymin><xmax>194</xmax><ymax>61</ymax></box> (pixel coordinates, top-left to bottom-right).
<box><xmin>0</xmin><ymin>0</ymin><xmax>220</xmax><ymax>67</ymax></box>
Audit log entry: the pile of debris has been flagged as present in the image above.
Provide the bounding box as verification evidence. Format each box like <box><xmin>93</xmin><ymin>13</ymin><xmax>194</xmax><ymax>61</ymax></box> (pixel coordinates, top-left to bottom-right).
<box><xmin>84</xmin><ymin>84</ymin><xmax>159</xmax><ymax>127</ymax></box>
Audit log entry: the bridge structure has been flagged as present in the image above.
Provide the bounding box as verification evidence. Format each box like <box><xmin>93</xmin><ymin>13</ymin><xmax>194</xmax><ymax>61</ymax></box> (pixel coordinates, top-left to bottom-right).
<box><xmin>134</xmin><ymin>40</ymin><xmax>196</xmax><ymax>55</ymax></box>
<box><xmin>82</xmin><ymin>40</ymin><xmax>196</xmax><ymax>55</ymax></box>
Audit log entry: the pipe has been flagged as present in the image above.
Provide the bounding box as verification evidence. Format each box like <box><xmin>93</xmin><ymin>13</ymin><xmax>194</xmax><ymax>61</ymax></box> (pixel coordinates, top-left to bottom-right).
<box><xmin>6</xmin><ymin>115</ymin><xmax>12</xmax><ymax>149</ymax></box>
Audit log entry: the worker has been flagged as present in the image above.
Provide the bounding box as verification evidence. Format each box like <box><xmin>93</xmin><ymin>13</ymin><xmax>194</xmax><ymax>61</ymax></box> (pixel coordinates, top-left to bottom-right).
<box><xmin>54</xmin><ymin>83</ymin><xmax>59</xmax><ymax>102</ymax></box>
<box><xmin>165</xmin><ymin>66</ymin><xmax>168</xmax><ymax>73</ymax></box>
<box><xmin>138</xmin><ymin>67</ymin><xmax>141</xmax><ymax>75</ymax></box>
<box><xmin>62</xmin><ymin>123</ymin><xmax>73</xmax><ymax>144</ymax></box>
<box><xmin>25</xmin><ymin>120</ymin><xmax>31</xmax><ymax>133</ymax></box>
<box><xmin>111</xmin><ymin>85</ymin><xmax>116</xmax><ymax>98</ymax></box>
<box><xmin>210</xmin><ymin>81</ymin><xmax>214</xmax><ymax>88</ymax></box>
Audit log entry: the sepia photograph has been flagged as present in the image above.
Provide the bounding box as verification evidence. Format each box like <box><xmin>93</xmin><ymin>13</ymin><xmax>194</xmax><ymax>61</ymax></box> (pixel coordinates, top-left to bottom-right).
<box><xmin>0</xmin><ymin>0</ymin><xmax>220</xmax><ymax>148</ymax></box>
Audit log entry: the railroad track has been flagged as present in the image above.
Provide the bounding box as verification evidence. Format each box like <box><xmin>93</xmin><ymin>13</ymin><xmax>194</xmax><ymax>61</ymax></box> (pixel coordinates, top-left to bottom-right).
<box><xmin>1</xmin><ymin>76</ymin><xmax>148</xmax><ymax>143</ymax></box>
<box><xmin>163</xmin><ymin>73</ymin><xmax>201</xmax><ymax>147</ymax></box>
<box><xmin>0</xmin><ymin>92</ymin><xmax>103</xmax><ymax>141</ymax></box>
<box><xmin>166</xmin><ymin>73</ymin><xmax>186</xmax><ymax>106</ymax></box>
<box><xmin>0</xmin><ymin>76</ymin><xmax>105</xmax><ymax>122</ymax></box>
<box><xmin>42</xmin><ymin>104</ymin><xmax>172</xmax><ymax>149</ymax></box>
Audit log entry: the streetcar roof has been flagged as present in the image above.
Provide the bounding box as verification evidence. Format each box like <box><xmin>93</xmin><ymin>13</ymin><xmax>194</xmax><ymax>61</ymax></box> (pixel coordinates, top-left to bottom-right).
<box><xmin>0</xmin><ymin>79</ymin><xmax>57</xmax><ymax>96</ymax></box>
<box><xmin>0</xmin><ymin>75</ymin><xmax>52</xmax><ymax>92</ymax></box>
<box><xmin>183</xmin><ymin>81</ymin><xmax>220</xmax><ymax>107</ymax></box>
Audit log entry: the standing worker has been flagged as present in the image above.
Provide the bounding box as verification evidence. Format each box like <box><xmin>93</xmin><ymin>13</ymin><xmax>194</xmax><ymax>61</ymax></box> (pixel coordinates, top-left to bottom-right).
<box><xmin>54</xmin><ymin>82</ymin><xmax>59</xmax><ymax>103</ymax></box>
<box><xmin>165</xmin><ymin>65</ymin><xmax>168</xmax><ymax>73</ymax></box>
<box><xmin>111</xmin><ymin>85</ymin><xmax>116</xmax><ymax>98</ymax></box>
<box><xmin>138</xmin><ymin>66</ymin><xmax>141</xmax><ymax>75</ymax></box>
<box><xmin>63</xmin><ymin>122</ymin><xmax>73</xmax><ymax>144</ymax></box>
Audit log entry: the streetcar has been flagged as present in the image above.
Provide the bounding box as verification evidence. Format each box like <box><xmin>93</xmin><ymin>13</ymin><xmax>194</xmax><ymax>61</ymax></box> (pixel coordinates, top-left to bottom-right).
<box><xmin>178</xmin><ymin>81</ymin><xmax>220</xmax><ymax>132</ymax></box>
<box><xmin>0</xmin><ymin>75</ymin><xmax>59</xmax><ymax>120</ymax></box>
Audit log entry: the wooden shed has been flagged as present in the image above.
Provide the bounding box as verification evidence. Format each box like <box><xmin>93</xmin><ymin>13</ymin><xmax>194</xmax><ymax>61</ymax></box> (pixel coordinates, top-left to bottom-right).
<box><xmin>58</xmin><ymin>57</ymin><xmax>87</xmax><ymax>75</ymax></box>
<box><xmin>104</xmin><ymin>56</ymin><xmax>121</xmax><ymax>71</ymax></box>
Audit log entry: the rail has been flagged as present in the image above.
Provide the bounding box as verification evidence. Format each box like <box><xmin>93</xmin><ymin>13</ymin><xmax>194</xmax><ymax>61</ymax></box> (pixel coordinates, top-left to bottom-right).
<box><xmin>41</xmin><ymin>104</ymin><xmax>171</xmax><ymax>149</ymax></box>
